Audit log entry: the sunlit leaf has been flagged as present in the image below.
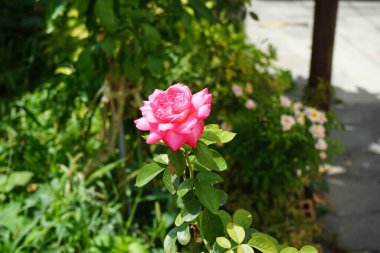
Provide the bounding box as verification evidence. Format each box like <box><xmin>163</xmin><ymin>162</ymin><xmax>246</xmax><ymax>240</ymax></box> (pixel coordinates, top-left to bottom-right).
<box><xmin>135</xmin><ymin>163</ymin><xmax>165</xmax><ymax>187</ymax></box>
<box><xmin>227</xmin><ymin>223</ymin><xmax>245</xmax><ymax>244</ymax></box>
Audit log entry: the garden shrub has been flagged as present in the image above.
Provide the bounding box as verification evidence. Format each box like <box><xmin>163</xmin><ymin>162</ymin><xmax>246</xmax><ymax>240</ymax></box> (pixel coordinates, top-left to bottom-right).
<box><xmin>218</xmin><ymin>94</ymin><xmax>335</xmax><ymax>246</ymax></box>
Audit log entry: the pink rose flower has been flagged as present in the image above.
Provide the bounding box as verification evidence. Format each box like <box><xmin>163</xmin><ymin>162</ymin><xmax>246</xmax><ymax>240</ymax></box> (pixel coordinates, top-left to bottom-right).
<box><xmin>134</xmin><ymin>83</ymin><xmax>212</xmax><ymax>151</ymax></box>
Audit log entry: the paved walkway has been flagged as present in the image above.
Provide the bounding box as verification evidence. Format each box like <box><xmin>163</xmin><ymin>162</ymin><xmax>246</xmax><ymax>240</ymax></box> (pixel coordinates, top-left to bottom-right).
<box><xmin>245</xmin><ymin>1</ymin><xmax>380</xmax><ymax>252</ymax></box>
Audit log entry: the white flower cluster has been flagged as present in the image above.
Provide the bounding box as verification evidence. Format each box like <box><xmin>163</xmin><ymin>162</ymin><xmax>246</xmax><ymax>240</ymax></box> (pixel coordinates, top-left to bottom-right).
<box><xmin>231</xmin><ymin>84</ymin><xmax>256</xmax><ymax>110</ymax></box>
<box><xmin>279</xmin><ymin>96</ymin><xmax>328</xmax><ymax>159</ymax></box>
<box><xmin>280</xmin><ymin>96</ymin><xmax>304</xmax><ymax>131</ymax></box>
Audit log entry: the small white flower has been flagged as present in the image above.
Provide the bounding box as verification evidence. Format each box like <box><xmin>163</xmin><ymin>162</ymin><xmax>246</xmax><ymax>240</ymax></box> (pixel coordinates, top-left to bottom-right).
<box><xmin>281</xmin><ymin>115</ymin><xmax>296</xmax><ymax>131</ymax></box>
<box><xmin>232</xmin><ymin>85</ymin><xmax>243</xmax><ymax>97</ymax></box>
<box><xmin>309</xmin><ymin>124</ymin><xmax>325</xmax><ymax>139</ymax></box>
<box><xmin>318</xmin><ymin>111</ymin><xmax>327</xmax><ymax>124</ymax></box>
<box><xmin>280</xmin><ymin>95</ymin><xmax>292</xmax><ymax>108</ymax></box>
<box><xmin>296</xmin><ymin>169</ymin><xmax>302</xmax><ymax>177</ymax></box>
<box><xmin>319</xmin><ymin>151</ymin><xmax>327</xmax><ymax>160</ymax></box>
<box><xmin>293</xmin><ymin>101</ymin><xmax>303</xmax><ymax>115</ymax></box>
<box><xmin>305</xmin><ymin>107</ymin><xmax>320</xmax><ymax>123</ymax></box>
<box><xmin>296</xmin><ymin>113</ymin><xmax>305</xmax><ymax>125</ymax></box>
<box><xmin>245</xmin><ymin>99</ymin><xmax>256</xmax><ymax>110</ymax></box>
<box><xmin>315</xmin><ymin>138</ymin><xmax>328</xmax><ymax>150</ymax></box>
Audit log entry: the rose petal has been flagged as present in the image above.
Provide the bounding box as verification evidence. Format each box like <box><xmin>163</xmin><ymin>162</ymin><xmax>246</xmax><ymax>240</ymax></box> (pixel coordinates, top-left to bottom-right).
<box><xmin>186</xmin><ymin>122</ymin><xmax>204</xmax><ymax>148</ymax></box>
<box><xmin>158</xmin><ymin>123</ymin><xmax>175</xmax><ymax>131</ymax></box>
<box><xmin>192</xmin><ymin>88</ymin><xmax>211</xmax><ymax>110</ymax></box>
<box><xmin>146</xmin><ymin>130</ymin><xmax>163</xmax><ymax>144</ymax></box>
<box><xmin>142</xmin><ymin>111</ymin><xmax>159</xmax><ymax>123</ymax></box>
<box><xmin>134</xmin><ymin>117</ymin><xmax>150</xmax><ymax>131</ymax></box>
<box><xmin>148</xmin><ymin>89</ymin><xmax>165</xmax><ymax>102</ymax></box>
<box><xmin>167</xmin><ymin>83</ymin><xmax>192</xmax><ymax>98</ymax></box>
<box><xmin>175</xmin><ymin>116</ymin><xmax>198</xmax><ymax>134</ymax></box>
<box><xmin>163</xmin><ymin>131</ymin><xmax>187</xmax><ymax>151</ymax></box>
<box><xmin>197</xmin><ymin>104</ymin><xmax>211</xmax><ymax>120</ymax></box>
<box><xmin>165</xmin><ymin>109</ymin><xmax>190</xmax><ymax>123</ymax></box>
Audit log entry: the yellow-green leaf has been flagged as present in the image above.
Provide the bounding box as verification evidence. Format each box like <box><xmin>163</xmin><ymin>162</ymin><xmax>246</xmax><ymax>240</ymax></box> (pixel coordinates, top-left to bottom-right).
<box><xmin>216</xmin><ymin>237</ymin><xmax>231</xmax><ymax>249</ymax></box>
<box><xmin>238</xmin><ymin>244</ymin><xmax>255</xmax><ymax>253</ymax></box>
<box><xmin>248</xmin><ymin>235</ymin><xmax>278</xmax><ymax>253</ymax></box>
<box><xmin>280</xmin><ymin>247</ymin><xmax>298</xmax><ymax>253</ymax></box>
<box><xmin>300</xmin><ymin>245</ymin><xmax>318</xmax><ymax>253</ymax></box>
<box><xmin>226</xmin><ymin>223</ymin><xmax>245</xmax><ymax>244</ymax></box>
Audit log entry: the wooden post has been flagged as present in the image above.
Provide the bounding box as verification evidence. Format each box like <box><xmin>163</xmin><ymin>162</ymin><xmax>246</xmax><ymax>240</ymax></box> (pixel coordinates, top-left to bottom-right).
<box><xmin>308</xmin><ymin>0</ymin><xmax>339</xmax><ymax>111</ymax></box>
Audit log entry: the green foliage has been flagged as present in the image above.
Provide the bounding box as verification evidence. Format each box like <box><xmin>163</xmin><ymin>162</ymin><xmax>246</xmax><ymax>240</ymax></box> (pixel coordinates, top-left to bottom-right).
<box><xmin>0</xmin><ymin>162</ymin><xmax>148</xmax><ymax>252</ymax></box>
<box><xmin>219</xmin><ymin>95</ymin><xmax>336</xmax><ymax>245</ymax></box>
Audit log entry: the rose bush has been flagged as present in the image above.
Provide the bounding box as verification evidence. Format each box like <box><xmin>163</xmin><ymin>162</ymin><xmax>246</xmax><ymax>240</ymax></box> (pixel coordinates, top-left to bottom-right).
<box><xmin>134</xmin><ymin>85</ymin><xmax>318</xmax><ymax>253</ymax></box>
<box><xmin>134</xmin><ymin>84</ymin><xmax>212</xmax><ymax>151</ymax></box>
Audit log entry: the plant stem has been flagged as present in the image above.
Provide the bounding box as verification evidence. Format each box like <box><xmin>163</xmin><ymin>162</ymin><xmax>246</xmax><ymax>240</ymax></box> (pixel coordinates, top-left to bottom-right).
<box><xmin>184</xmin><ymin>150</ymin><xmax>194</xmax><ymax>178</ymax></box>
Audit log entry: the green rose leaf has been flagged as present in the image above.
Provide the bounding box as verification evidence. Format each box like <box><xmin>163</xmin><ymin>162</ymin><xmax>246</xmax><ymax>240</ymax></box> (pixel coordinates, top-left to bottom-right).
<box><xmin>233</xmin><ymin>209</ymin><xmax>252</xmax><ymax>229</ymax></box>
<box><xmin>238</xmin><ymin>244</ymin><xmax>255</xmax><ymax>253</ymax></box>
<box><xmin>200</xmin><ymin>131</ymin><xmax>221</xmax><ymax>145</ymax></box>
<box><xmin>167</xmin><ymin>149</ymin><xmax>186</xmax><ymax>176</ymax></box>
<box><xmin>248</xmin><ymin>234</ymin><xmax>278</xmax><ymax>253</ymax></box>
<box><xmin>216</xmin><ymin>237</ymin><xmax>231</xmax><ymax>249</ymax></box>
<box><xmin>280</xmin><ymin>247</ymin><xmax>298</xmax><ymax>253</ymax></box>
<box><xmin>194</xmin><ymin>181</ymin><xmax>219</xmax><ymax>213</ymax></box>
<box><xmin>217</xmin><ymin>189</ymin><xmax>228</xmax><ymax>206</ymax></box>
<box><xmin>154</xmin><ymin>154</ymin><xmax>169</xmax><ymax>164</ymax></box>
<box><xmin>164</xmin><ymin>227</ymin><xmax>177</xmax><ymax>253</ymax></box>
<box><xmin>204</xmin><ymin>124</ymin><xmax>220</xmax><ymax>131</ymax></box>
<box><xmin>197</xmin><ymin>171</ymin><xmax>224</xmax><ymax>184</ymax></box>
<box><xmin>203</xmin><ymin>124</ymin><xmax>236</xmax><ymax>144</ymax></box>
<box><xmin>135</xmin><ymin>163</ymin><xmax>165</xmax><ymax>187</ymax></box>
<box><xmin>177</xmin><ymin>224</ymin><xmax>191</xmax><ymax>245</ymax></box>
<box><xmin>300</xmin><ymin>246</ymin><xmax>318</xmax><ymax>253</ymax></box>
<box><xmin>211</xmin><ymin>149</ymin><xmax>227</xmax><ymax>171</ymax></box>
<box><xmin>194</xmin><ymin>148</ymin><xmax>227</xmax><ymax>171</ymax></box>
<box><xmin>226</xmin><ymin>223</ymin><xmax>245</xmax><ymax>244</ymax></box>
<box><xmin>163</xmin><ymin>168</ymin><xmax>176</xmax><ymax>195</ymax></box>
<box><xmin>181</xmin><ymin>198</ymin><xmax>202</xmax><ymax>222</ymax></box>
<box><xmin>94</xmin><ymin>0</ymin><xmax>118</xmax><ymax>32</ymax></box>
<box><xmin>175</xmin><ymin>213</ymin><xmax>184</xmax><ymax>227</ymax></box>
<box><xmin>218</xmin><ymin>210</ymin><xmax>232</xmax><ymax>228</ymax></box>
<box><xmin>194</xmin><ymin>141</ymin><xmax>216</xmax><ymax>170</ymax></box>
<box><xmin>218</xmin><ymin>131</ymin><xmax>236</xmax><ymax>143</ymax></box>
<box><xmin>177</xmin><ymin>179</ymin><xmax>194</xmax><ymax>198</ymax></box>
<box><xmin>251</xmin><ymin>232</ymin><xmax>278</xmax><ymax>246</ymax></box>
<box><xmin>199</xmin><ymin>209</ymin><xmax>224</xmax><ymax>244</ymax></box>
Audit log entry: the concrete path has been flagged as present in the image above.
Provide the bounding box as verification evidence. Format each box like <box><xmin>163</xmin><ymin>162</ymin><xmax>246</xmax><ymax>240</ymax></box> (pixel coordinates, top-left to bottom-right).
<box><xmin>245</xmin><ymin>1</ymin><xmax>380</xmax><ymax>252</ymax></box>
